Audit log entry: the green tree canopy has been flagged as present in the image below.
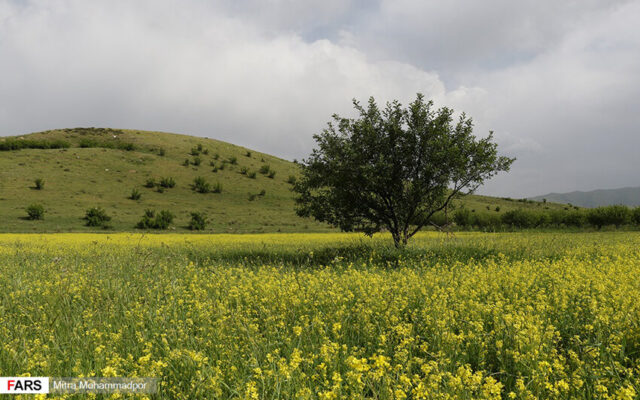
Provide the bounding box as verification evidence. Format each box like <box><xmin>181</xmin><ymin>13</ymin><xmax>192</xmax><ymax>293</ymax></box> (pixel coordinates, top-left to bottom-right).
<box><xmin>294</xmin><ymin>94</ymin><xmax>515</xmax><ymax>247</ymax></box>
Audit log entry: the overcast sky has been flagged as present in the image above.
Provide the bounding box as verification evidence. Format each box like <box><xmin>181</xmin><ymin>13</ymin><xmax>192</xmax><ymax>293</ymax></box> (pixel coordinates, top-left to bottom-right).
<box><xmin>1</xmin><ymin>0</ymin><xmax>639</xmax><ymax>197</ymax></box>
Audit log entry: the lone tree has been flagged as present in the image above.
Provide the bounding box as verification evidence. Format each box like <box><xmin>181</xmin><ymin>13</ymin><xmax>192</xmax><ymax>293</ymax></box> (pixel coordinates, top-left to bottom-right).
<box><xmin>294</xmin><ymin>94</ymin><xmax>515</xmax><ymax>247</ymax></box>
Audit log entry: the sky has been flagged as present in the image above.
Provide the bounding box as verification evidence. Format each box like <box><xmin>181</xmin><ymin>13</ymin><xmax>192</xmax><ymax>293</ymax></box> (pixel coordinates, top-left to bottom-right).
<box><xmin>1</xmin><ymin>0</ymin><xmax>639</xmax><ymax>197</ymax></box>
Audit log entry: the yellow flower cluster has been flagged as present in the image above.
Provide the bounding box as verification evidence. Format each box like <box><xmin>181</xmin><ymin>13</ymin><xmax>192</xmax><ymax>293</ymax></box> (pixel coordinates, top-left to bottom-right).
<box><xmin>0</xmin><ymin>232</ymin><xmax>639</xmax><ymax>399</ymax></box>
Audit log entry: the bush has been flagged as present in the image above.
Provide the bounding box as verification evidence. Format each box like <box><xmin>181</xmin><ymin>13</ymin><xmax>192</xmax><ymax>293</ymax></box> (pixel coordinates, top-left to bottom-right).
<box><xmin>183</xmin><ymin>159</ymin><xmax>190</xmax><ymax>166</ymax></box>
<box><xmin>190</xmin><ymin>147</ymin><xmax>200</xmax><ymax>156</ymax></box>
<box><xmin>34</xmin><ymin>178</ymin><xmax>45</xmax><ymax>190</ymax></box>
<box><xmin>192</xmin><ymin>177</ymin><xmax>211</xmax><ymax>193</ymax></box>
<box><xmin>259</xmin><ymin>164</ymin><xmax>271</xmax><ymax>174</ymax></box>
<box><xmin>26</xmin><ymin>204</ymin><xmax>45</xmax><ymax>220</ymax></box>
<box><xmin>192</xmin><ymin>156</ymin><xmax>202</xmax><ymax>166</ymax></box>
<box><xmin>0</xmin><ymin>138</ymin><xmax>70</xmax><ymax>151</ymax></box>
<box><xmin>473</xmin><ymin>212</ymin><xmax>502</xmax><ymax>231</ymax></box>
<box><xmin>136</xmin><ymin>209</ymin><xmax>174</xmax><ymax>230</ymax></box>
<box><xmin>562</xmin><ymin>209</ymin><xmax>587</xmax><ymax>227</ymax></box>
<box><xmin>144</xmin><ymin>178</ymin><xmax>156</xmax><ymax>188</ymax></box>
<box><xmin>287</xmin><ymin>175</ymin><xmax>297</xmax><ymax>185</ymax></box>
<box><xmin>188</xmin><ymin>212</ymin><xmax>207</xmax><ymax>230</ymax></box>
<box><xmin>84</xmin><ymin>207</ymin><xmax>111</xmax><ymax>228</ymax></box>
<box><xmin>245</xmin><ymin>151</ymin><xmax>252</xmax><ymax>157</ymax></box>
<box><xmin>213</xmin><ymin>153</ymin><xmax>220</xmax><ymax>160</ymax></box>
<box><xmin>587</xmin><ymin>205</ymin><xmax>631</xmax><ymax>228</ymax></box>
<box><xmin>212</xmin><ymin>182</ymin><xmax>222</xmax><ymax>193</ymax></box>
<box><xmin>259</xmin><ymin>189</ymin><xmax>266</xmax><ymax>196</ymax></box>
<box><xmin>248</xmin><ymin>171</ymin><xmax>256</xmax><ymax>179</ymax></box>
<box><xmin>454</xmin><ymin>208</ymin><xmax>473</xmax><ymax>227</ymax></box>
<box><xmin>159</xmin><ymin>177</ymin><xmax>176</xmax><ymax>188</ymax></box>
<box><xmin>632</xmin><ymin>207</ymin><xmax>640</xmax><ymax>225</ymax></box>
<box><xmin>267</xmin><ymin>171</ymin><xmax>276</xmax><ymax>179</ymax></box>
<box><xmin>129</xmin><ymin>188</ymin><xmax>141</xmax><ymax>200</ymax></box>
<box><xmin>158</xmin><ymin>147</ymin><xmax>166</xmax><ymax>156</ymax></box>
<box><xmin>501</xmin><ymin>209</ymin><xmax>542</xmax><ymax>228</ymax></box>
<box><xmin>228</xmin><ymin>156</ymin><xmax>237</xmax><ymax>165</ymax></box>
<box><xmin>240</xmin><ymin>167</ymin><xmax>248</xmax><ymax>175</ymax></box>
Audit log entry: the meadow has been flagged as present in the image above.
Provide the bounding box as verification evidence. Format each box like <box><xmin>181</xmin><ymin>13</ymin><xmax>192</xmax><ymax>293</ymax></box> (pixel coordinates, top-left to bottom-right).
<box><xmin>1</xmin><ymin>232</ymin><xmax>639</xmax><ymax>399</ymax></box>
<box><xmin>0</xmin><ymin>128</ymin><xmax>567</xmax><ymax>233</ymax></box>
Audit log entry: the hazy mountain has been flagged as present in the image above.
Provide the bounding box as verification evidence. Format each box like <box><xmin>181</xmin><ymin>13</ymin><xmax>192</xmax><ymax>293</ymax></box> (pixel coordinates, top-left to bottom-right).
<box><xmin>531</xmin><ymin>186</ymin><xmax>640</xmax><ymax>208</ymax></box>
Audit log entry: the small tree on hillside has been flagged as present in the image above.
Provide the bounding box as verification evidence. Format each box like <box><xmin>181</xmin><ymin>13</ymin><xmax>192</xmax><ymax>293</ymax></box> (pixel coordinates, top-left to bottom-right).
<box><xmin>294</xmin><ymin>94</ymin><xmax>514</xmax><ymax>247</ymax></box>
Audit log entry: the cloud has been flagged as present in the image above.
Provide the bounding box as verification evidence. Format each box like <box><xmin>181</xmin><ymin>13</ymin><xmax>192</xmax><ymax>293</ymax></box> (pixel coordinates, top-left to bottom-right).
<box><xmin>0</xmin><ymin>0</ymin><xmax>445</xmax><ymax>157</ymax></box>
<box><xmin>1</xmin><ymin>0</ymin><xmax>639</xmax><ymax>197</ymax></box>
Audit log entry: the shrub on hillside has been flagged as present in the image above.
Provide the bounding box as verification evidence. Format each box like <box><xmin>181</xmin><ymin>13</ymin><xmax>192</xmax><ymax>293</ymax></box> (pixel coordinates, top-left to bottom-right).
<box><xmin>34</xmin><ymin>178</ymin><xmax>45</xmax><ymax>190</ymax></box>
<box><xmin>228</xmin><ymin>156</ymin><xmax>237</xmax><ymax>165</ymax></box>
<box><xmin>0</xmin><ymin>138</ymin><xmax>70</xmax><ymax>151</ymax></box>
<box><xmin>259</xmin><ymin>164</ymin><xmax>271</xmax><ymax>175</ymax></box>
<box><xmin>158</xmin><ymin>147</ymin><xmax>166</xmax><ymax>156</ymax></box>
<box><xmin>188</xmin><ymin>212</ymin><xmax>207</xmax><ymax>230</ymax></box>
<box><xmin>144</xmin><ymin>178</ymin><xmax>156</xmax><ymax>188</ymax></box>
<box><xmin>136</xmin><ymin>209</ymin><xmax>174</xmax><ymax>229</ymax></box>
<box><xmin>159</xmin><ymin>177</ymin><xmax>176</xmax><ymax>188</ymax></box>
<box><xmin>192</xmin><ymin>176</ymin><xmax>211</xmax><ymax>193</ymax></box>
<box><xmin>26</xmin><ymin>204</ymin><xmax>45</xmax><ymax>220</ymax></box>
<box><xmin>287</xmin><ymin>175</ymin><xmax>297</xmax><ymax>185</ymax></box>
<box><xmin>267</xmin><ymin>170</ymin><xmax>276</xmax><ymax>179</ymax></box>
<box><xmin>212</xmin><ymin>182</ymin><xmax>222</xmax><ymax>193</ymax></box>
<box><xmin>183</xmin><ymin>158</ymin><xmax>190</xmax><ymax>166</ymax></box>
<box><xmin>129</xmin><ymin>188</ymin><xmax>142</xmax><ymax>200</ymax></box>
<box><xmin>248</xmin><ymin>171</ymin><xmax>256</xmax><ymax>179</ymax></box>
<box><xmin>84</xmin><ymin>207</ymin><xmax>111</xmax><ymax>228</ymax></box>
<box><xmin>192</xmin><ymin>156</ymin><xmax>202</xmax><ymax>166</ymax></box>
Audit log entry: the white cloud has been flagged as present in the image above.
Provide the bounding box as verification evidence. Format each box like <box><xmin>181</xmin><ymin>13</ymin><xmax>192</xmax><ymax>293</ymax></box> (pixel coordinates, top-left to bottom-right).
<box><xmin>0</xmin><ymin>0</ymin><xmax>445</xmax><ymax>157</ymax></box>
<box><xmin>1</xmin><ymin>0</ymin><xmax>639</xmax><ymax>197</ymax></box>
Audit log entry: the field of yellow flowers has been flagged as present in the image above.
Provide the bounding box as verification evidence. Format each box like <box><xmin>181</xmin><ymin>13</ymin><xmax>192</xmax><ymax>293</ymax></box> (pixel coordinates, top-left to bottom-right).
<box><xmin>1</xmin><ymin>232</ymin><xmax>639</xmax><ymax>399</ymax></box>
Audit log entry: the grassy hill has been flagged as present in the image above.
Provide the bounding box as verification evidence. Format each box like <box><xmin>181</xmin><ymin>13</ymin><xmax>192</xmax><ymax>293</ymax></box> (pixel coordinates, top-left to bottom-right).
<box><xmin>0</xmin><ymin>128</ymin><xmax>566</xmax><ymax>233</ymax></box>
<box><xmin>531</xmin><ymin>186</ymin><xmax>640</xmax><ymax>208</ymax></box>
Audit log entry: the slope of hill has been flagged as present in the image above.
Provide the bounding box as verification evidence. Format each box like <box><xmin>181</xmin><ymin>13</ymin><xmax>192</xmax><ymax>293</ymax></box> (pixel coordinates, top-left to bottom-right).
<box><xmin>531</xmin><ymin>186</ymin><xmax>640</xmax><ymax>208</ymax></box>
<box><xmin>0</xmin><ymin>128</ymin><xmax>565</xmax><ymax>232</ymax></box>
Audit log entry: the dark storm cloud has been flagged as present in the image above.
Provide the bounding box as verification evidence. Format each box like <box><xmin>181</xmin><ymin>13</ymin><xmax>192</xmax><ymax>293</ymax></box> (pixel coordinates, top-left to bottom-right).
<box><xmin>1</xmin><ymin>0</ymin><xmax>638</xmax><ymax>197</ymax></box>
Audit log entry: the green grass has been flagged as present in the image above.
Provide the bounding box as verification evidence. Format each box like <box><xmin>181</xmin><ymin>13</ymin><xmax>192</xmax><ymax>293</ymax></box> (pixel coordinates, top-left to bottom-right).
<box><xmin>0</xmin><ymin>127</ymin><xmax>566</xmax><ymax>233</ymax></box>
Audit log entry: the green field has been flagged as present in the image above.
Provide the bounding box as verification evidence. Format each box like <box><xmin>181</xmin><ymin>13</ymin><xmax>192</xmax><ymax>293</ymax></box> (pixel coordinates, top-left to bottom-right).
<box><xmin>1</xmin><ymin>232</ymin><xmax>639</xmax><ymax>399</ymax></box>
<box><xmin>0</xmin><ymin>128</ymin><xmax>566</xmax><ymax>233</ymax></box>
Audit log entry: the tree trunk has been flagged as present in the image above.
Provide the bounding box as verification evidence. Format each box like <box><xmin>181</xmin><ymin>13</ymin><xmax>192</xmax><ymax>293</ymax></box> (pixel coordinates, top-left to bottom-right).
<box><xmin>392</xmin><ymin>230</ymin><xmax>409</xmax><ymax>249</ymax></box>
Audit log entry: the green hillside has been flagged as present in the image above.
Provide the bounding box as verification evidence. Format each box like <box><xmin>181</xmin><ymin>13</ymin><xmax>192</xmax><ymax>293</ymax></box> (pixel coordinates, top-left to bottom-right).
<box><xmin>0</xmin><ymin>128</ymin><xmax>565</xmax><ymax>233</ymax></box>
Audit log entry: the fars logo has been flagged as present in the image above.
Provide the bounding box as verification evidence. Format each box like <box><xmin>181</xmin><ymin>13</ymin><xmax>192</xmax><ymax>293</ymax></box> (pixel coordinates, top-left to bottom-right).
<box><xmin>0</xmin><ymin>377</ymin><xmax>49</xmax><ymax>394</ymax></box>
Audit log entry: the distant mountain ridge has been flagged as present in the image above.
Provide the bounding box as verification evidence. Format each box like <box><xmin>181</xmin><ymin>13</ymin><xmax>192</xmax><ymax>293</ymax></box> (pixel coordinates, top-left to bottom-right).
<box><xmin>531</xmin><ymin>186</ymin><xmax>640</xmax><ymax>208</ymax></box>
